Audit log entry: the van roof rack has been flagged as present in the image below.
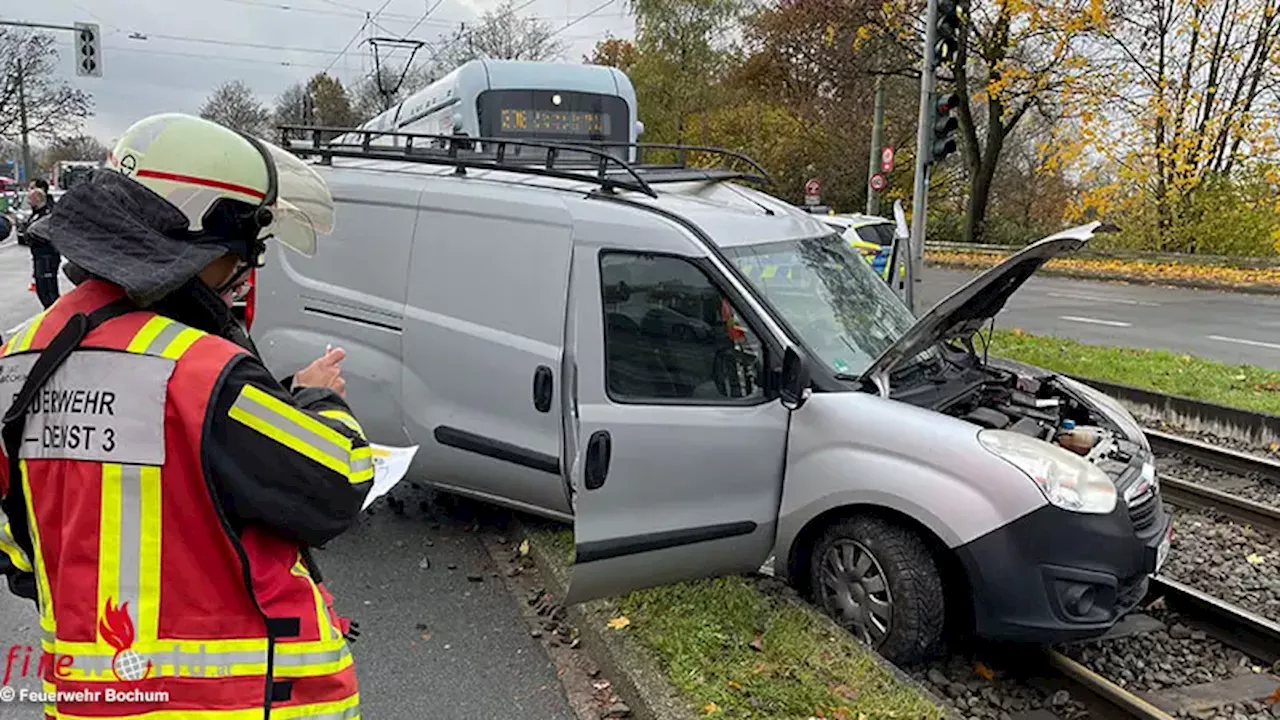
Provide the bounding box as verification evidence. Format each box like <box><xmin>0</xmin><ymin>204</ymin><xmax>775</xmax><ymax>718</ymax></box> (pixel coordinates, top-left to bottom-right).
<box><xmin>580</xmin><ymin>142</ymin><xmax>773</xmax><ymax>187</ymax></box>
<box><xmin>276</xmin><ymin>125</ymin><xmax>773</xmax><ymax>198</ymax></box>
<box><xmin>279</xmin><ymin>124</ymin><xmax>659</xmax><ymax>197</ymax></box>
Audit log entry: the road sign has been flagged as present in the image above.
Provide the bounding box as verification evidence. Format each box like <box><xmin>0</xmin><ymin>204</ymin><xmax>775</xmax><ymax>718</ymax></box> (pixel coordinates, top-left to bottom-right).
<box><xmin>869</xmin><ymin>173</ymin><xmax>887</xmax><ymax>192</ymax></box>
<box><xmin>881</xmin><ymin>147</ymin><xmax>895</xmax><ymax>173</ymax></box>
<box><xmin>804</xmin><ymin>177</ymin><xmax>821</xmax><ymax>205</ymax></box>
<box><xmin>75</xmin><ymin>22</ymin><xmax>101</xmax><ymax>77</ymax></box>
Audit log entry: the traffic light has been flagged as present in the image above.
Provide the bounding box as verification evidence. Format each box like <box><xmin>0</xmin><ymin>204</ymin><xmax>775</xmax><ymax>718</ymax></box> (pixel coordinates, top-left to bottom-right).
<box><xmin>931</xmin><ymin>92</ymin><xmax>960</xmax><ymax>164</ymax></box>
<box><xmin>933</xmin><ymin>0</ymin><xmax>962</xmax><ymax>70</ymax></box>
<box><xmin>74</xmin><ymin>22</ymin><xmax>101</xmax><ymax>78</ymax></box>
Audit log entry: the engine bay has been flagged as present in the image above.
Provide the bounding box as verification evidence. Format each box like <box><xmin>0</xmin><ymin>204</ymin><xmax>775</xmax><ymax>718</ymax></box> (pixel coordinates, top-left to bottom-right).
<box><xmin>941</xmin><ymin>365</ymin><xmax>1146</xmax><ymax>480</ymax></box>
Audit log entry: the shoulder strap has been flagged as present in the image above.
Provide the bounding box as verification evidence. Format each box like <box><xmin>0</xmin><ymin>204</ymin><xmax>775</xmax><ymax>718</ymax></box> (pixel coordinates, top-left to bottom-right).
<box><xmin>0</xmin><ymin>298</ymin><xmax>139</xmax><ymax>563</ymax></box>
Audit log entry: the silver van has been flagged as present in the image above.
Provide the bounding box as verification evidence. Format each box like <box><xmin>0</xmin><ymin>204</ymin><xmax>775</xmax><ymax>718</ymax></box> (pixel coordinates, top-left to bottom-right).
<box><xmin>249</xmin><ymin>131</ymin><xmax>1172</xmax><ymax>664</ymax></box>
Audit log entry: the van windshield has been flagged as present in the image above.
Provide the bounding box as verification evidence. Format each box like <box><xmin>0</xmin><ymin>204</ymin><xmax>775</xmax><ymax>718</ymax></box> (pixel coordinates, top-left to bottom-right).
<box><xmin>722</xmin><ymin>234</ymin><xmax>933</xmax><ymax>378</ymax></box>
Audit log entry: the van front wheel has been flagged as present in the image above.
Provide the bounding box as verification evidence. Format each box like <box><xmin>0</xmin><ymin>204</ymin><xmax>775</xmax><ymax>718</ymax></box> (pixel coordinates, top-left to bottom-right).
<box><xmin>809</xmin><ymin>515</ymin><xmax>945</xmax><ymax>665</ymax></box>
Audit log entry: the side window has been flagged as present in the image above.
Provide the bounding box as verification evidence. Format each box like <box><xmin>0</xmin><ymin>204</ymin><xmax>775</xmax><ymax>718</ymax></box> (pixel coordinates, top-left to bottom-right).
<box><xmin>600</xmin><ymin>252</ymin><xmax>765</xmax><ymax>404</ymax></box>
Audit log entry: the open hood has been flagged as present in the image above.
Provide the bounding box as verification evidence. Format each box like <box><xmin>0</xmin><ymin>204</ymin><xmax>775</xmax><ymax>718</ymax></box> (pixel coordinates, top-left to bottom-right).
<box><xmin>860</xmin><ymin>221</ymin><xmax>1117</xmax><ymax>388</ymax></box>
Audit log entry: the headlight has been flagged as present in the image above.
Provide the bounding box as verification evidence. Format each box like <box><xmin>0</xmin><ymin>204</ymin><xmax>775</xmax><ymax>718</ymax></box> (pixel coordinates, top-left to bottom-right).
<box><xmin>978</xmin><ymin>429</ymin><xmax>1118</xmax><ymax>514</ymax></box>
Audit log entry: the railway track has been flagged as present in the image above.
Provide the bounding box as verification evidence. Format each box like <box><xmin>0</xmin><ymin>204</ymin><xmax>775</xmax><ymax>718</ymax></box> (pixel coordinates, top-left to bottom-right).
<box><xmin>1035</xmin><ymin>576</ymin><xmax>1280</xmax><ymax>720</ymax></box>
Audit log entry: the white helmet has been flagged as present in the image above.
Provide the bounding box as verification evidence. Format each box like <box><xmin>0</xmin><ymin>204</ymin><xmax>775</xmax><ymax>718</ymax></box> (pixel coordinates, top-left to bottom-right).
<box><xmin>39</xmin><ymin>113</ymin><xmax>335</xmax><ymax>306</ymax></box>
<box><xmin>104</xmin><ymin>112</ymin><xmax>334</xmax><ymax>259</ymax></box>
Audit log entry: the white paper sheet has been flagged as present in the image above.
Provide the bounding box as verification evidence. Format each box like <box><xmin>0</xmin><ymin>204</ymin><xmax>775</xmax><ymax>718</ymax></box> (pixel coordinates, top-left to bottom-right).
<box><xmin>361</xmin><ymin>443</ymin><xmax>420</xmax><ymax>511</ymax></box>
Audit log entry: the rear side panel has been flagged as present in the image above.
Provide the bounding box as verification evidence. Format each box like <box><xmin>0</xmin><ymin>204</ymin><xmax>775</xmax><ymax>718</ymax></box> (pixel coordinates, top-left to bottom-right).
<box><xmin>400</xmin><ymin>176</ymin><xmax>575</xmax><ymax>517</ymax></box>
<box><xmin>253</xmin><ymin>166</ymin><xmax>423</xmax><ymax>444</ymax></box>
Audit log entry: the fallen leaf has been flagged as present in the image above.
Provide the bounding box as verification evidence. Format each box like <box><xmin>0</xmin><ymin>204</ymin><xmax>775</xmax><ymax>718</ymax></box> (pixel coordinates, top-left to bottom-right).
<box><xmin>519</xmin><ymin>539</ymin><xmax>530</xmax><ymax>557</ymax></box>
<box><xmin>703</xmin><ymin>702</ymin><xmax>719</xmax><ymax>714</ymax></box>
<box><xmin>753</xmin><ymin>663</ymin><xmax>769</xmax><ymax>675</ymax></box>
<box><xmin>1247</xmin><ymin>553</ymin><xmax>1264</xmax><ymax>565</ymax></box>
<box><xmin>606</xmin><ymin>616</ymin><xmax>631</xmax><ymax>630</ymax></box>
<box><xmin>1267</xmin><ymin>685</ymin><xmax>1280</xmax><ymax>704</ymax></box>
<box><xmin>973</xmin><ymin>661</ymin><xmax>995</xmax><ymax>680</ymax></box>
<box><xmin>831</xmin><ymin>684</ymin><xmax>858</xmax><ymax>701</ymax></box>
<box><xmin>420</xmin><ymin>632</ymin><xmax>432</xmax><ymax>641</ymax></box>
<box><xmin>727</xmin><ymin>680</ymin><xmax>743</xmax><ymax>691</ymax></box>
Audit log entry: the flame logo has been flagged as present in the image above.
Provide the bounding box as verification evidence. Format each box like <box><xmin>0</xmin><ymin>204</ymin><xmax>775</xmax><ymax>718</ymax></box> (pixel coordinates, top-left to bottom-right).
<box><xmin>99</xmin><ymin>598</ymin><xmax>153</xmax><ymax>683</ymax></box>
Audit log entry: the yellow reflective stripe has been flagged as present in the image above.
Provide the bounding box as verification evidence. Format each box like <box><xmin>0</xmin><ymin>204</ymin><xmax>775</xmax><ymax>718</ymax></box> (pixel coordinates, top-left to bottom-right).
<box><xmin>20</xmin><ymin>460</ymin><xmax>55</xmax><ymax>634</ymax></box>
<box><xmin>0</xmin><ymin>521</ymin><xmax>32</xmax><ymax>572</ymax></box>
<box><xmin>50</xmin><ymin>692</ymin><xmax>360</xmax><ymax>719</ymax></box>
<box><xmin>125</xmin><ymin>315</ymin><xmax>207</xmax><ymax>358</ymax></box>
<box><xmin>319</xmin><ymin>409</ymin><xmax>365</xmax><ymax>438</ymax></box>
<box><xmin>96</xmin><ymin>464</ymin><xmax>123</xmax><ymax>635</ymax></box>
<box><xmin>98</xmin><ymin>464</ymin><xmax>161</xmax><ymax>643</ymax></box>
<box><xmin>159</xmin><ymin>327</ymin><xmax>204</xmax><ymax>359</ymax></box>
<box><xmin>138</xmin><ymin>465</ymin><xmax>161</xmax><ymax>641</ymax></box>
<box><xmin>6</xmin><ymin>312</ymin><xmax>48</xmax><ymax>355</ymax></box>
<box><xmin>46</xmin><ymin>637</ymin><xmax>352</xmax><ymax>682</ymax></box>
<box><xmin>125</xmin><ymin>315</ymin><xmax>172</xmax><ymax>353</ymax></box>
<box><xmin>349</xmin><ymin>446</ymin><xmax>373</xmax><ymax>484</ymax></box>
<box><xmin>760</xmin><ymin>265</ymin><xmax>778</xmax><ymax>279</ymax></box>
<box><xmin>229</xmin><ymin>385</ymin><xmax>370</xmax><ymax>480</ymax></box>
<box><xmin>293</xmin><ymin>555</ymin><xmax>335</xmax><ymax>643</ymax></box>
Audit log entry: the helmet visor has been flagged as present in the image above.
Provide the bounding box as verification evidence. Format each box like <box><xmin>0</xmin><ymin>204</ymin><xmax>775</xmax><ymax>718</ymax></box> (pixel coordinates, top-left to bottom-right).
<box><xmin>259</xmin><ymin>140</ymin><xmax>334</xmax><ymax>257</ymax></box>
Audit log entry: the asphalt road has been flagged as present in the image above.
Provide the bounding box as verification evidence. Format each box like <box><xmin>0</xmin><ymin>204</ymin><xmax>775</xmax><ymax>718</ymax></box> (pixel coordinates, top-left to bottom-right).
<box><xmin>921</xmin><ymin>267</ymin><xmax>1280</xmax><ymax>371</ymax></box>
<box><xmin>0</xmin><ymin>241</ymin><xmax>578</xmax><ymax>719</ymax></box>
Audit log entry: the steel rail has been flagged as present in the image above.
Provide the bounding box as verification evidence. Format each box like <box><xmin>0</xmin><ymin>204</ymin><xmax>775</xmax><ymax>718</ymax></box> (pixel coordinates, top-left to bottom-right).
<box><xmin>1147</xmin><ymin>575</ymin><xmax>1280</xmax><ymax>666</ymax></box>
<box><xmin>1159</xmin><ymin>475</ymin><xmax>1280</xmax><ymax>534</ymax></box>
<box><xmin>1147</xmin><ymin>428</ymin><xmax>1280</xmax><ymax>482</ymax></box>
<box><xmin>1043</xmin><ymin>650</ymin><xmax>1176</xmax><ymax>720</ymax></box>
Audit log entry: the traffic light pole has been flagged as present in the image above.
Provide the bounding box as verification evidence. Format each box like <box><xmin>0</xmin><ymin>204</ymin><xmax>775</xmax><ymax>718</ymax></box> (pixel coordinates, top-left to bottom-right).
<box><xmin>908</xmin><ymin>0</ymin><xmax>941</xmax><ymax>314</ymax></box>
<box><xmin>1</xmin><ymin>19</ymin><xmax>101</xmax><ymax>183</ymax></box>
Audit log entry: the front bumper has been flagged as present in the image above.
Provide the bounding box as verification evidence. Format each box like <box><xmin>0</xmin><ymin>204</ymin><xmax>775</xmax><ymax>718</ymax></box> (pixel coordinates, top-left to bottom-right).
<box><xmin>954</xmin><ymin>488</ymin><xmax>1171</xmax><ymax>644</ymax></box>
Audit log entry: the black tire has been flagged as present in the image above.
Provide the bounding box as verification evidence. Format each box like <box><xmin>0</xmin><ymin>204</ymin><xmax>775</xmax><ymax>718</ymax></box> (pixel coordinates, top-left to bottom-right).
<box><xmin>809</xmin><ymin>514</ymin><xmax>946</xmax><ymax>665</ymax></box>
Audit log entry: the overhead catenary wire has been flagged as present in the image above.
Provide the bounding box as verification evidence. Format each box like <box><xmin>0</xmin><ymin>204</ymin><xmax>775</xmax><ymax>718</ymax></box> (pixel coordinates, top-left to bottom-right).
<box><xmin>322</xmin><ymin>0</ymin><xmax>395</xmax><ymax>75</ymax></box>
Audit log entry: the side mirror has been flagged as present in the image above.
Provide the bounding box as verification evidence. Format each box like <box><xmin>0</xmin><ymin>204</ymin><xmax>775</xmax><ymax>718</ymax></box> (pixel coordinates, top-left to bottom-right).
<box><xmin>779</xmin><ymin>346</ymin><xmax>810</xmax><ymax>411</ymax></box>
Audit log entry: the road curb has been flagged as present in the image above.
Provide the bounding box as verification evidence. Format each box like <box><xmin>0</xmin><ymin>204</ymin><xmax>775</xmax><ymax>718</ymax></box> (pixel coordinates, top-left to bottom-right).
<box><xmin>926</xmin><ymin>259</ymin><xmax>1280</xmax><ymax>296</ymax></box>
<box><xmin>514</xmin><ymin>518</ymin><xmax>960</xmax><ymax>720</ymax></box>
<box><xmin>515</xmin><ymin>517</ymin><xmax>694</xmax><ymax>720</ymax></box>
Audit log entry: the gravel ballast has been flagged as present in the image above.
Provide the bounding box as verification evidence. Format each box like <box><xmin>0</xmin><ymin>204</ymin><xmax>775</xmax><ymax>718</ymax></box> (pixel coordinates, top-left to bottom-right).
<box><xmin>1061</xmin><ymin>605</ymin><xmax>1280</xmax><ymax>719</ymax></box>
<box><xmin>1159</xmin><ymin>508</ymin><xmax>1280</xmax><ymax>623</ymax></box>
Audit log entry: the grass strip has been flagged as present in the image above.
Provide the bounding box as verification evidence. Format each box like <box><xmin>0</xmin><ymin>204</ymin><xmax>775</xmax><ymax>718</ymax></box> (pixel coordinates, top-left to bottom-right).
<box><xmin>531</xmin><ymin>528</ymin><xmax>947</xmax><ymax>720</ymax></box>
<box><xmin>990</xmin><ymin>329</ymin><xmax>1280</xmax><ymax>417</ymax></box>
<box><xmin>930</xmin><ymin>250</ymin><xmax>1280</xmax><ymax>289</ymax></box>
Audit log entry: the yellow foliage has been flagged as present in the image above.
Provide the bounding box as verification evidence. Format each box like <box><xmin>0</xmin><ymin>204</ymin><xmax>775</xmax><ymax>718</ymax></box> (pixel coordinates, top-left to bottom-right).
<box><xmin>928</xmin><ymin>251</ymin><xmax>1280</xmax><ymax>288</ymax></box>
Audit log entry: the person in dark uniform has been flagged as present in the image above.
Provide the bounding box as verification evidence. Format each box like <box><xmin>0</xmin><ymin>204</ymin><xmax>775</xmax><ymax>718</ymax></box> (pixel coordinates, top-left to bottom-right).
<box><xmin>20</xmin><ymin>180</ymin><xmax>60</xmax><ymax>308</ymax></box>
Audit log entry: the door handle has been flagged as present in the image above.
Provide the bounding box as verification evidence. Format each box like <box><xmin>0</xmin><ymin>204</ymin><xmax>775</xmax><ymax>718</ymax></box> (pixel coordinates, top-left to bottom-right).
<box><xmin>533</xmin><ymin>365</ymin><xmax>553</xmax><ymax>413</ymax></box>
<box><xmin>584</xmin><ymin>431</ymin><xmax>611</xmax><ymax>490</ymax></box>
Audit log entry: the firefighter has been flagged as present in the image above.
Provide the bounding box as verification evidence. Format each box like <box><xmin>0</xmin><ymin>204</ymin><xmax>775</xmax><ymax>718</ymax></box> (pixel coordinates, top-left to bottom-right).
<box><xmin>0</xmin><ymin>112</ymin><xmax>368</xmax><ymax>719</ymax></box>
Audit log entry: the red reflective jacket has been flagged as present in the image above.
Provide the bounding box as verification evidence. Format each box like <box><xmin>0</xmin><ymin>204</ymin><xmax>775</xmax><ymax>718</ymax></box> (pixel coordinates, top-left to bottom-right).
<box><xmin>0</xmin><ymin>280</ymin><xmax>362</xmax><ymax>719</ymax></box>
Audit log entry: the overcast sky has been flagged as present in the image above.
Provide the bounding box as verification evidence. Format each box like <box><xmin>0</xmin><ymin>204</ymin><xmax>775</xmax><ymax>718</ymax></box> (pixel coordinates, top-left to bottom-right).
<box><xmin>10</xmin><ymin>0</ymin><xmax>635</xmax><ymax>144</ymax></box>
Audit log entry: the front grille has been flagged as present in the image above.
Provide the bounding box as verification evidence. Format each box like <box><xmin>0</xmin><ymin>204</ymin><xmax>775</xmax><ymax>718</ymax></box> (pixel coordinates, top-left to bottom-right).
<box><xmin>1128</xmin><ymin>493</ymin><xmax>1160</xmax><ymax>535</ymax></box>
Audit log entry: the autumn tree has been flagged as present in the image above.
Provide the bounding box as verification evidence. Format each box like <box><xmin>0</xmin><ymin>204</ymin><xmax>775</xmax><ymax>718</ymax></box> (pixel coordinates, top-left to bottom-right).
<box><xmin>0</xmin><ymin>29</ymin><xmax>93</xmax><ymax>146</ymax></box>
<box><xmin>585</xmin><ymin>36</ymin><xmax>639</xmax><ymax>71</ymax></box>
<box><xmin>200</xmin><ymin>80</ymin><xmax>271</xmax><ymax>137</ymax></box>
<box><xmin>918</xmin><ymin>0</ymin><xmax>1104</xmax><ymax>244</ymax></box>
<box><xmin>1072</xmin><ymin>0</ymin><xmax>1280</xmax><ymax>253</ymax></box>
<box><xmin>621</xmin><ymin>0</ymin><xmax>747</xmax><ymax>145</ymax></box>
<box><xmin>40</xmin><ymin>134</ymin><xmax>109</xmax><ymax>167</ymax></box>
<box><xmin>275</xmin><ymin>73</ymin><xmax>358</xmax><ymax>139</ymax></box>
<box><xmin>433</xmin><ymin>0</ymin><xmax>567</xmax><ymax>70</ymax></box>
<box><xmin>728</xmin><ymin>0</ymin><xmax>920</xmax><ymax>209</ymax></box>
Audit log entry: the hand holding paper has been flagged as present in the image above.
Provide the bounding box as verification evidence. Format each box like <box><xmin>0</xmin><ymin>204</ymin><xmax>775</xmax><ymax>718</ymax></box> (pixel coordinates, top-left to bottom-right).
<box><xmin>362</xmin><ymin>444</ymin><xmax>420</xmax><ymax>511</ymax></box>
